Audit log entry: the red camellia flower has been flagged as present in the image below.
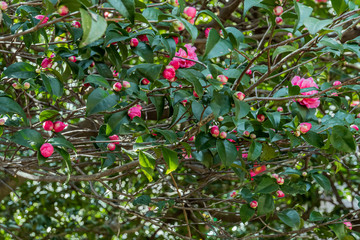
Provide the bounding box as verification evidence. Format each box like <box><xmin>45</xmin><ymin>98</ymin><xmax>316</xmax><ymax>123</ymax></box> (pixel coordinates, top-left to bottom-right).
<box><xmin>40</xmin><ymin>143</ymin><xmax>54</xmax><ymax>158</ymax></box>
<box><xmin>245</xmin><ymin>69</ymin><xmax>252</xmax><ymax>75</ymax></box>
<box><xmin>58</xmin><ymin>5</ymin><xmax>69</xmax><ymax>16</ymax></box>
<box><xmin>163</xmin><ymin>65</ymin><xmax>177</xmax><ymax>82</ymax></box>
<box><xmin>141</xmin><ymin>78</ymin><xmax>150</xmax><ymax>85</ymax></box>
<box><xmin>53</xmin><ymin>121</ymin><xmax>68</xmax><ymax>132</ymax></box>
<box><xmin>250</xmin><ymin>164</ymin><xmax>266</xmax><ymax>180</ymax></box>
<box><xmin>333</xmin><ymin>81</ymin><xmax>341</xmax><ymax>89</ymax></box>
<box><xmin>257</xmin><ymin>114</ymin><xmax>265</xmax><ymax>122</ymax></box>
<box><xmin>298</xmin><ymin>122</ymin><xmax>312</xmax><ymax>134</ymax></box>
<box><xmin>41</xmin><ymin>58</ymin><xmax>53</xmax><ymax>68</ymax></box>
<box><xmin>71</xmin><ymin>21</ymin><xmax>81</xmax><ymax>28</ymax></box>
<box><xmin>138</xmin><ymin>34</ymin><xmax>149</xmax><ymax>42</ymax></box>
<box><xmin>276</xmin><ymin>190</ymin><xmax>285</xmax><ymax>198</ymax></box>
<box><xmin>43</xmin><ymin>121</ymin><xmax>54</xmax><ymax>131</ymax></box>
<box><xmin>210</xmin><ymin>126</ymin><xmax>220</xmax><ymax>138</ymax></box>
<box><xmin>130</xmin><ymin>38</ymin><xmax>139</xmax><ymax>47</ymax></box>
<box><xmin>172</xmin><ymin>36</ymin><xmax>179</xmax><ymax>45</ymax></box>
<box><xmin>109</xmin><ymin>135</ymin><xmax>120</xmax><ymax>144</ymax></box>
<box><xmin>183</xmin><ymin>6</ymin><xmax>197</xmax><ymax>19</ymax></box>
<box><xmin>107</xmin><ymin>143</ymin><xmax>116</xmax><ymax>151</ymax></box>
<box><xmin>250</xmin><ymin>201</ymin><xmax>258</xmax><ymax>208</ymax></box>
<box><xmin>35</xmin><ymin>15</ymin><xmax>49</xmax><ymax>24</ymax></box>
<box><xmin>113</xmin><ymin>82</ymin><xmax>122</xmax><ymax>92</ymax></box>
<box><xmin>291</xmin><ymin>76</ymin><xmax>320</xmax><ymax>108</ymax></box>
<box><xmin>128</xmin><ymin>105</ymin><xmax>142</xmax><ymax>120</ymax></box>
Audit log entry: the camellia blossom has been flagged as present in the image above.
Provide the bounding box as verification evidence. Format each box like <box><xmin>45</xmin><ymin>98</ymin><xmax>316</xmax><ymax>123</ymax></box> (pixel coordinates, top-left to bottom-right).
<box><xmin>276</xmin><ymin>190</ymin><xmax>285</xmax><ymax>198</ymax></box>
<box><xmin>0</xmin><ymin>1</ymin><xmax>8</xmax><ymax>10</ymax></box>
<box><xmin>40</xmin><ymin>143</ymin><xmax>54</xmax><ymax>158</ymax></box>
<box><xmin>58</xmin><ymin>5</ymin><xmax>69</xmax><ymax>16</ymax></box>
<box><xmin>333</xmin><ymin>80</ymin><xmax>341</xmax><ymax>89</ymax></box>
<box><xmin>109</xmin><ymin>135</ymin><xmax>120</xmax><ymax>144</ymax></box>
<box><xmin>128</xmin><ymin>106</ymin><xmax>142</xmax><ymax>120</ymax></box>
<box><xmin>43</xmin><ymin>121</ymin><xmax>54</xmax><ymax>131</ymax></box>
<box><xmin>250</xmin><ymin>201</ymin><xmax>258</xmax><ymax>208</ymax></box>
<box><xmin>138</xmin><ymin>34</ymin><xmax>149</xmax><ymax>42</ymax></box>
<box><xmin>245</xmin><ymin>69</ymin><xmax>252</xmax><ymax>75</ymax></box>
<box><xmin>172</xmin><ymin>36</ymin><xmax>179</xmax><ymax>45</ymax></box>
<box><xmin>53</xmin><ymin>121</ymin><xmax>68</xmax><ymax>132</ymax></box>
<box><xmin>210</xmin><ymin>126</ymin><xmax>220</xmax><ymax>138</ymax></box>
<box><xmin>130</xmin><ymin>38</ymin><xmax>139</xmax><ymax>47</ymax></box>
<box><xmin>169</xmin><ymin>60</ymin><xmax>180</xmax><ymax>70</ymax></box>
<box><xmin>41</xmin><ymin>58</ymin><xmax>53</xmax><ymax>68</ymax></box>
<box><xmin>183</xmin><ymin>6</ymin><xmax>197</xmax><ymax>19</ymax></box>
<box><xmin>257</xmin><ymin>114</ymin><xmax>265</xmax><ymax>122</ymax></box>
<box><xmin>344</xmin><ymin>221</ymin><xmax>352</xmax><ymax>230</ymax></box>
<box><xmin>141</xmin><ymin>78</ymin><xmax>150</xmax><ymax>85</ymax></box>
<box><xmin>35</xmin><ymin>15</ymin><xmax>49</xmax><ymax>24</ymax></box>
<box><xmin>71</xmin><ymin>21</ymin><xmax>81</xmax><ymax>28</ymax></box>
<box><xmin>235</xmin><ymin>91</ymin><xmax>245</xmax><ymax>101</ymax></box>
<box><xmin>291</xmin><ymin>76</ymin><xmax>320</xmax><ymax>108</ymax></box>
<box><xmin>275</xmin><ymin>17</ymin><xmax>283</xmax><ymax>24</ymax></box>
<box><xmin>298</xmin><ymin>122</ymin><xmax>312</xmax><ymax>134</ymax></box>
<box><xmin>350</xmin><ymin>125</ymin><xmax>359</xmax><ymax>131</ymax></box>
<box><xmin>250</xmin><ymin>164</ymin><xmax>266</xmax><ymax>180</ymax></box>
<box><xmin>113</xmin><ymin>82</ymin><xmax>122</xmax><ymax>92</ymax></box>
<box><xmin>107</xmin><ymin>143</ymin><xmax>116</xmax><ymax>151</ymax></box>
<box><xmin>173</xmin><ymin>44</ymin><xmax>198</xmax><ymax>68</ymax></box>
<box><xmin>163</xmin><ymin>65</ymin><xmax>177</xmax><ymax>82</ymax></box>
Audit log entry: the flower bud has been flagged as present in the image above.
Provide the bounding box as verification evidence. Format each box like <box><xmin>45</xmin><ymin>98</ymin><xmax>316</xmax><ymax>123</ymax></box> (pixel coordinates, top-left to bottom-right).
<box><xmin>245</xmin><ymin>69</ymin><xmax>252</xmax><ymax>75</ymax></box>
<box><xmin>104</xmin><ymin>11</ymin><xmax>113</xmax><ymax>18</ymax></box>
<box><xmin>43</xmin><ymin>121</ymin><xmax>54</xmax><ymax>131</ymax></box>
<box><xmin>205</xmin><ymin>28</ymin><xmax>212</xmax><ymax>38</ymax></box>
<box><xmin>23</xmin><ymin>82</ymin><xmax>30</xmax><ymax>89</ymax></box>
<box><xmin>41</xmin><ymin>58</ymin><xmax>53</xmax><ymax>69</ymax></box>
<box><xmin>276</xmin><ymin>190</ymin><xmax>285</xmax><ymax>198</ymax></box>
<box><xmin>172</xmin><ymin>36</ymin><xmax>179</xmax><ymax>44</ymax></box>
<box><xmin>0</xmin><ymin>118</ymin><xmax>5</xmax><ymax>125</ymax></box>
<box><xmin>130</xmin><ymin>38</ymin><xmax>139</xmax><ymax>47</ymax></box>
<box><xmin>235</xmin><ymin>91</ymin><xmax>245</xmax><ymax>101</ymax></box>
<box><xmin>113</xmin><ymin>70</ymin><xmax>119</xmax><ymax>78</ymax></box>
<box><xmin>277</xmin><ymin>177</ymin><xmax>284</xmax><ymax>185</ymax></box>
<box><xmin>219</xmin><ymin>131</ymin><xmax>227</xmax><ymax>139</ymax></box>
<box><xmin>210</xmin><ymin>126</ymin><xmax>220</xmax><ymax>138</ymax></box>
<box><xmin>250</xmin><ymin>201</ymin><xmax>258</xmax><ymax>208</ymax></box>
<box><xmin>344</xmin><ymin>221</ymin><xmax>352</xmax><ymax>230</ymax></box>
<box><xmin>256</xmin><ymin>114</ymin><xmax>265</xmax><ymax>122</ymax></box>
<box><xmin>333</xmin><ymin>80</ymin><xmax>341</xmax><ymax>89</ymax></box>
<box><xmin>183</xmin><ymin>6</ymin><xmax>197</xmax><ymax>20</ymax></box>
<box><xmin>0</xmin><ymin>1</ymin><xmax>8</xmax><ymax>10</ymax></box>
<box><xmin>68</xmin><ymin>56</ymin><xmax>76</xmax><ymax>62</ymax></box>
<box><xmin>218</xmin><ymin>116</ymin><xmax>224</xmax><ymax>122</ymax></box>
<box><xmin>123</xmin><ymin>81</ymin><xmax>131</xmax><ymax>89</ymax></box>
<box><xmin>302</xmin><ymin>171</ymin><xmax>307</xmax><ymax>177</ymax></box>
<box><xmin>35</xmin><ymin>15</ymin><xmax>49</xmax><ymax>24</ymax></box>
<box><xmin>272</xmin><ymin>173</ymin><xmax>279</xmax><ymax>179</ymax></box>
<box><xmin>141</xmin><ymin>78</ymin><xmax>150</xmax><ymax>85</ymax></box>
<box><xmin>168</xmin><ymin>0</ymin><xmax>179</xmax><ymax>6</ymax></box>
<box><xmin>189</xmin><ymin>136</ymin><xmax>195</xmax><ymax>141</ymax></box>
<box><xmin>181</xmin><ymin>99</ymin><xmax>188</xmax><ymax>106</ymax></box>
<box><xmin>107</xmin><ymin>143</ymin><xmax>116</xmax><ymax>151</ymax></box>
<box><xmin>58</xmin><ymin>5</ymin><xmax>69</xmax><ymax>16</ymax></box>
<box><xmin>206</xmin><ymin>74</ymin><xmax>213</xmax><ymax>80</ymax></box>
<box><xmin>126</xmin><ymin>27</ymin><xmax>132</xmax><ymax>32</ymax></box>
<box><xmin>53</xmin><ymin>121</ymin><xmax>68</xmax><ymax>132</ymax></box>
<box><xmin>109</xmin><ymin>135</ymin><xmax>120</xmax><ymax>144</ymax></box>
<box><xmin>40</xmin><ymin>143</ymin><xmax>54</xmax><ymax>158</ymax></box>
<box><xmin>298</xmin><ymin>122</ymin><xmax>312</xmax><ymax>134</ymax></box>
<box><xmin>230</xmin><ymin>191</ymin><xmax>237</xmax><ymax>198</ymax></box>
<box><xmin>72</xmin><ymin>21</ymin><xmax>81</xmax><ymax>28</ymax></box>
<box><xmin>273</xmin><ymin>6</ymin><xmax>283</xmax><ymax>16</ymax></box>
<box><xmin>250</xmin><ymin>133</ymin><xmax>256</xmax><ymax>139</ymax></box>
<box><xmin>277</xmin><ymin>107</ymin><xmax>283</xmax><ymax>112</ymax></box>
<box><xmin>163</xmin><ymin>65</ymin><xmax>177</xmax><ymax>82</ymax></box>
<box><xmin>243</xmin><ymin>130</ymin><xmax>250</xmax><ymax>137</ymax></box>
<box><xmin>113</xmin><ymin>82</ymin><xmax>122</xmax><ymax>92</ymax></box>
<box><xmin>216</xmin><ymin>75</ymin><xmax>228</xmax><ymax>85</ymax></box>
<box><xmin>276</xmin><ymin>17</ymin><xmax>283</xmax><ymax>24</ymax></box>
<box><xmin>173</xmin><ymin>21</ymin><xmax>185</xmax><ymax>31</ymax></box>
<box><xmin>12</xmin><ymin>83</ymin><xmax>21</xmax><ymax>89</ymax></box>
<box><xmin>350</xmin><ymin>124</ymin><xmax>359</xmax><ymax>131</ymax></box>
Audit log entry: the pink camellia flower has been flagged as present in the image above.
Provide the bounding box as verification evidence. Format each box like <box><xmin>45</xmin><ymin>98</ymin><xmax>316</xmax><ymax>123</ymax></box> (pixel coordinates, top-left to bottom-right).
<box><xmin>53</xmin><ymin>121</ymin><xmax>68</xmax><ymax>132</ymax></box>
<box><xmin>193</xmin><ymin>91</ymin><xmax>199</xmax><ymax>98</ymax></box>
<box><xmin>245</xmin><ymin>69</ymin><xmax>252</xmax><ymax>75</ymax></box>
<box><xmin>128</xmin><ymin>106</ymin><xmax>142</xmax><ymax>120</ymax></box>
<box><xmin>277</xmin><ymin>177</ymin><xmax>285</xmax><ymax>185</ymax></box>
<box><xmin>275</xmin><ymin>17</ymin><xmax>283</xmax><ymax>24</ymax></box>
<box><xmin>58</xmin><ymin>5</ymin><xmax>69</xmax><ymax>16</ymax></box>
<box><xmin>163</xmin><ymin>65</ymin><xmax>177</xmax><ymax>82</ymax></box>
<box><xmin>230</xmin><ymin>191</ymin><xmax>237</xmax><ymax>198</ymax></box>
<box><xmin>273</xmin><ymin>6</ymin><xmax>283</xmax><ymax>16</ymax></box>
<box><xmin>123</xmin><ymin>81</ymin><xmax>131</xmax><ymax>89</ymax></box>
<box><xmin>350</xmin><ymin>125</ymin><xmax>359</xmax><ymax>131</ymax></box>
<box><xmin>189</xmin><ymin>136</ymin><xmax>195</xmax><ymax>141</ymax></box>
<box><xmin>173</xmin><ymin>21</ymin><xmax>185</xmax><ymax>31</ymax></box>
<box><xmin>71</xmin><ymin>21</ymin><xmax>81</xmax><ymax>28</ymax></box>
<box><xmin>113</xmin><ymin>71</ymin><xmax>119</xmax><ymax>78</ymax></box>
<box><xmin>235</xmin><ymin>91</ymin><xmax>245</xmax><ymax>101</ymax></box>
<box><xmin>344</xmin><ymin>221</ymin><xmax>352</xmax><ymax>230</ymax></box>
<box><xmin>113</xmin><ymin>82</ymin><xmax>122</xmax><ymax>92</ymax></box>
<box><xmin>276</xmin><ymin>190</ymin><xmax>285</xmax><ymax>198</ymax></box>
<box><xmin>272</xmin><ymin>173</ymin><xmax>279</xmax><ymax>179</ymax></box>
<box><xmin>12</xmin><ymin>83</ymin><xmax>21</xmax><ymax>89</ymax></box>
<box><xmin>291</xmin><ymin>76</ymin><xmax>320</xmax><ymax>108</ymax></box>
<box><xmin>0</xmin><ymin>118</ymin><xmax>5</xmax><ymax>125</ymax></box>
<box><xmin>205</xmin><ymin>28</ymin><xmax>212</xmax><ymax>38</ymax></box>
<box><xmin>228</xmin><ymin>139</ymin><xmax>236</xmax><ymax>143</ymax></box>
<box><xmin>0</xmin><ymin>1</ymin><xmax>8</xmax><ymax>10</ymax></box>
<box><xmin>250</xmin><ymin>200</ymin><xmax>258</xmax><ymax>209</ymax></box>
<box><xmin>333</xmin><ymin>81</ymin><xmax>341</xmax><ymax>89</ymax></box>
<box><xmin>243</xmin><ymin>130</ymin><xmax>250</xmax><ymax>137</ymax></box>
<box><xmin>40</xmin><ymin>143</ymin><xmax>54</xmax><ymax>158</ymax></box>
<box><xmin>130</xmin><ymin>38</ymin><xmax>139</xmax><ymax>47</ymax></box>
<box><xmin>181</xmin><ymin>99</ymin><xmax>188</xmax><ymax>106</ymax></box>
<box><xmin>242</xmin><ymin>153</ymin><xmax>248</xmax><ymax>158</ymax></box>
<box><xmin>210</xmin><ymin>126</ymin><xmax>220</xmax><ymax>138</ymax></box>
<box><xmin>109</xmin><ymin>135</ymin><xmax>120</xmax><ymax>144</ymax></box>
<box><xmin>138</xmin><ymin>34</ymin><xmax>149</xmax><ymax>42</ymax></box>
<box><xmin>35</xmin><ymin>15</ymin><xmax>49</xmax><ymax>24</ymax></box>
<box><xmin>216</xmin><ymin>75</ymin><xmax>228</xmax><ymax>85</ymax></box>
<box><xmin>41</xmin><ymin>58</ymin><xmax>53</xmax><ymax>68</ymax></box>
<box><xmin>183</xmin><ymin>6</ymin><xmax>197</xmax><ymax>19</ymax></box>
<box><xmin>257</xmin><ymin>114</ymin><xmax>265</xmax><ymax>122</ymax></box>
<box><xmin>43</xmin><ymin>121</ymin><xmax>54</xmax><ymax>131</ymax></box>
<box><xmin>173</xmin><ymin>44</ymin><xmax>198</xmax><ymax>68</ymax></box>
<box><xmin>219</xmin><ymin>131</ymin><xmax>227</xmax><ymax>139</ymax></box>
<box><xmin>206</xmin><ymin>74</ymin><xmax>213</xmax><ymax>80</ymax></box>
<box><xmin>68</xmin><ymin>56</ymin><xmax>76</xmax><ymax>62</ymax></box>
<box><xmin>23</xmin><ymin>82</ymin><xmax>30</xmax><ymax>89</ymax></box>
<box><xmin>135</xmin><ymin>104</ymin><xmax>142</xmax><ymax>110</ymax></box>
<box><xmin>277</xmin><ymin>107</ymin><xmax>283</xmax><ymax>112</ymax></box>
<box><xmin>350</xmin><ymin>100</ymin><xmax>359</xmax><ymax>107</ymax></box>
<box><xmin>250</xmin><ymin>165</ymin><xmax>266</xmax><ymax>180</ymax></box>
<box><xmin>169</xmin><ymin>60</ymin><xmax>180</xmax><ymax>70</ymax></box>
<box><xmin>298</xmin><ymin>122</ymin><xmax>312</xmax><ymax>134</ymax></box>
<box><xmin>141</xmin><ymin>78</ymin><xmax>150</xmax><ymax>85</ymax></box>
<box><xmin>107</xmin><ymin>143</ymin><xmax>116</xmax><ymax>151</ymax></box>
<box><xmin>218</xmin><ymin>116</ymin><xmax>224</xmax><ymax>122</ymax></box>
<box><xmin>172</xmin><ymin>36</ymin><xmax>179</xmax><ymax>44</ymax></box>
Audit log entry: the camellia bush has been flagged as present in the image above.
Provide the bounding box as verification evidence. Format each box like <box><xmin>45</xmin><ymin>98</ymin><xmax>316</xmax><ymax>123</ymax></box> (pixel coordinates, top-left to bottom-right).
<box><xmin>1</xmin><ymin>0</ymin><xmax>360</xmax><ymax>238</ymax></box>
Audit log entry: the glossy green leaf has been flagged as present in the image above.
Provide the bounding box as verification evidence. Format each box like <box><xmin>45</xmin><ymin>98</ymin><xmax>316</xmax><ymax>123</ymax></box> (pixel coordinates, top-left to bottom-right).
<box><xmin>312</xmin><ymin>173</ymin><xmax>331</xmax><ymax>191</ymax></box>
<box><xmin>79</xmin><ymin>9</ymin><xmax>107</xmax><ymax>47</ymax></box>
<box><xmin>86</xmin><ymin>88</ymin><xmax>119</xmax><ymax>115</ymax></box>
<box><xmin>247</xmin><ymin>141</ymin><xmax>262</xmax><ymax>161</ymax></box>
<box><xmin>39</xmin><ymin>110</ymin><xmax>59</xmax><ymax>122</ymax></box>
<box><xmin>294</xmin><ymin>2</ymin><xmax>313</xmax><ymax>31</ymax></box>
<box><xmin>161</xmin><ymin>147</ymin><xmax>179</xmax><ymax>174</ymax></box>
<box><xmin>330</xmin><ymin>126</ymin><xmax>356</xmax><ymax>152</ymax></box>
<box><xmin>304</xmin><ymin>18</ymin><xmax>332</xmax><ymax>35</ymax></box>
<box><xmin>240</xmin><ymin>204</ymin><xmax>255</xmax><ymax>223</ymax></box>
<box><xmin>258</xmin><ymin>194</ymin><xmax>274</xmax><ymax>216</ymax></box>
<box><xmin>302</xmin><ymin>131</ymin><xmax>324</xmax><ymax>148</ymax></box>
<box><xmin>272</xmin><ymin>45</ymin><xmax>297</xmax><ymax>60</ymax></box>
<box><xmin>133</xmin><ymin>195</ymin><xmax>151</xmax><ymax>206</ymax></box>
<box><xmin>255</xmin><ymin>178</ymin><xmax>278</xmax><ymax>194</ymax></box>
<box><xmin>85</xmin><ymin>75</ymin><xmax>111</xmax><ymax>89</ymax></box>
<box><xmin>3</xmin><ymin>62</ymin><xmax>37</xmax><ymax>79</ymax></box>
<box><xmin>216</xmin><ymin>139</ymin><xmax>237</xmax><ymax>167</ymax></box>
<box><xmin>277</xmin><ymin>209</ymin><xmax>301</xmax><ymax>228</ymax></box>
<box><xmin>243</xmin><ymin>0</ymin><xmax>264</xmax><ymax>16</ymax></box>
<box><xmin>331</xmin><ymin>0</ymin><xmax>348</xmax><ymax>15</ymax></box>
<box><xmin>109</xmin><ymin>0</ymin><xmax>135</xmax><ymax>24</ymax></box>
<box><xmin>0</xmin><ymin>96</ymin><xmax>27</xmax><ymax>121</ymax></box>
<box><xmin>204</xmin><ymin>28</ymin><xmax>221</xmax><ymax>59</ymax></box>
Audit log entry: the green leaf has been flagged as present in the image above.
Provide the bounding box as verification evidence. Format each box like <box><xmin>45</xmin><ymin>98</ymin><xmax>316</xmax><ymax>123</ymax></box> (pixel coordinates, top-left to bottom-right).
<box><xmin>304</xmin><ymin>18</ymin><xmax>332</xmax><ymax>35</ymax></box>
<box><xmin>258</xmin><ymin>194</ymin><xmax>274</xmax><ymax>216</ymax></box>
<box><xmin>149</xmin><ymin>96</ymin><xmax>165</xmax><ymax>120</ymax></box>
<box><xmin>128</xmin><ymin>64</ymin><xmax>162</xmax><ymax>82</ymax></box>
<box><xmin>277</xmin><ymin>209</ymin><xmax>301</xmax><ymax>228</ymax></box>
<box><xmin>243</xmin><ymin>0</ymin><xmax>264</xmax><ymax>16</ymax></box>
<box><xmin>139</xmin><ymin>151</ymin><xmax>155</xmax><ymax>181</ymax></box>
<box><xmin>204</xmin><ymin>28</ymin><xmax>221</xmax><ymax>59</ymax></box>
<box><xmin>255</xmin><ymin>178</ymin><xmax>278</xmax><ymax>194</ymax></box>
<box><xmin>86</xmin><ymin>88</ymin><xmax>119</xmax><ymax>115</ymax></box>
<box><xmin>302</xmin><ymin>131</ymin><xmax>324</xmax><ymax>148</ymax></box>
<box><xmin>39</xmin><ymin>110</ymin><xmax>59</xmax><ymax>122</ymax></box>
<box><xmin>216</xmin><ymin>139</ymin><xmax>237</xmax><ymax>167</ymax></box>
<box><xmin>294</xmin><ymin>2</ymin><xmax>313</xmax><ymax>31</ymax></box>
<box><xmin>312</xmin><ymin>173</ymin><xmax>331</xmax><ymax>191</ymax></box>
<box><xmin>210</xmin><ymin>91</ymin><xmax>231</xmax><ymax>118</ymax></box>
<box><xmin>0</xmin><ymin>96</ymin><xmax>27</xmax><ymax>121</ymax></box>
<box><xmin>198</xmin><ymin>10</ymin><xmax>227</xmax><ymax>38</ymax></box>
<box><xmin>240</xmin><ymin>204</ymin><xmax>255</xmax><ymax>223</ymax></box>
<box><xmin>331</xmin><ymin>0</ymin><xmax>348</xmax><ymax>15</ymax></box>
<box><xmin>234</xmin><ymin>100</ymin><xmax>250</xmax><ymax>123</ymax></box>
<box><xmin>133</xmin><ymin>195</ymin><xmax>151</xmax><ymax>206</ymax></box>
<box><xmin>79</xmin><ymin>9</ymin><xmax>107</xmax><ymax>48</ymax></box>
<box><xmin>41</xmin><ymin>73</ymin><xmax>64</xmax><ymax>98</ymax></box>
<box><xmin>308</xmin><ymin>211</ymin><xmax>324</xmax><ymax>222</ymax></box>
<box><xmin>248</xmin><ymin>141</ymin><xmax>262</xmax><ymax>161</ymax></box>
<box><xmin>330</xmin><ymin>126</ymin><xmax>356</xmax><ymax>152</ymax></box>
<box><xmin>330</xmin><ymin>224</ymin><xmax>346</xmax><ymax>240</ymax></box>
<box><xmin>54</xmin><ymin>147</ymin><xmax>72</xmax><ymax>182</ymax></box>
<box><xmin>266</xmin><ymin>112</ymin><xmax>281</xmax><ymax>129</ymax></box>
<box><xmin>11</xmin><ymin>129</ymin><xmax>44</xmax><ymax>150</ymax></box>
<box><xmin>49</xmin><ymin>136</ymin><xmax>75</xmax><ymax>151</ymax></box>
<box><xmin>109</xmin><ymin>0</ymin><xmax>135</xmax><ymax>24</ymax></box>
<box><xmin>176</xmin><ymin>17</ymin><xmax>198</xmax><ymax>44</ymax></box>
<box><xmin>177</xmin><ymin>69</ymin><xmax>204</xmax><ymax>98</ymax></box>
<box><xmin>132</xmin><ymin>41</ymin><xmax>154</xmax><ymax>63</ymax></box>
<box><xmin>85</xmin><ymin>75</ymin><xmax>111</xmax><ymax>89</ymax></box>
<box><xmin>260</xmin><ymin>143</ymin><xmax>278</xmax><ymax>161</ymax></box>
<box><xmin>272</xmin><ymin>45</ymin><xmax>297</xmax><ymax>61</ymax></box>
<box><xmin>161</xmin><ymin>147</ymin><xmax>179</xmax><ymax>174</ymax></box>
<box><xmin>3</xmin><ymin>62</ymin><xmax>37</xmax><ymax>79</ymax></box>
<box><xmin>153</xmin><ymin>128</ymin><xmax>177</xmax><ymax>143</ymax></box>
